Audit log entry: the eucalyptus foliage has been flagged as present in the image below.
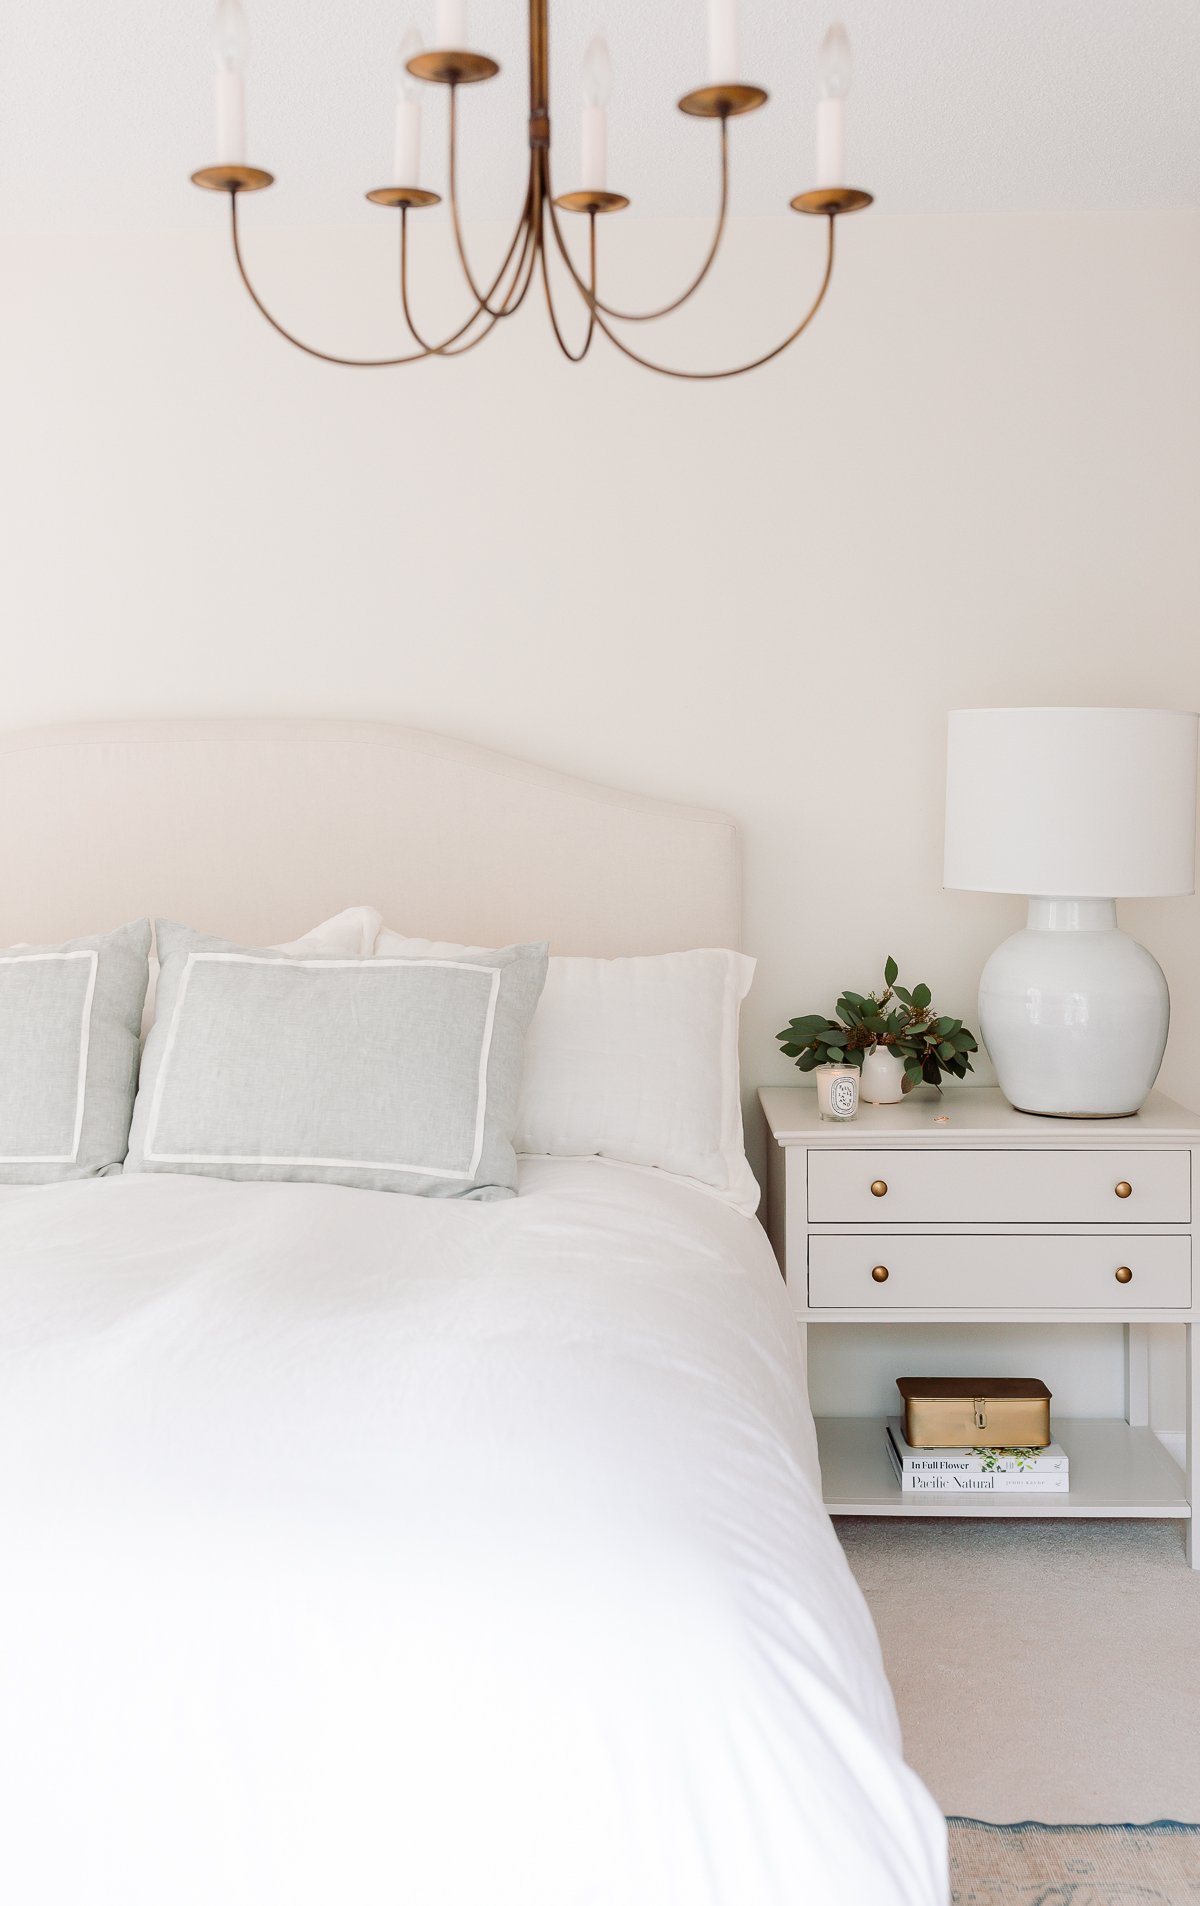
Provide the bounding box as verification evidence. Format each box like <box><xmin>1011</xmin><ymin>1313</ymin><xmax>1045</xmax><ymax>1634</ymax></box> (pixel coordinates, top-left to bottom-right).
<box><xmin>777</xmin><ymin>955</ymin><xmax>978</xmax><ymax>1092</ymax></box>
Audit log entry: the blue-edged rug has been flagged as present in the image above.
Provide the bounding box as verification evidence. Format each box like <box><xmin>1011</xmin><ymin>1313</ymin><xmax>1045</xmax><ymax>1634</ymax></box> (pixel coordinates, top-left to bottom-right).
<box><xmin>948</xmin><ymin>1818</ymin><xmax>1200</xmax><ymax>1904</ymax></box>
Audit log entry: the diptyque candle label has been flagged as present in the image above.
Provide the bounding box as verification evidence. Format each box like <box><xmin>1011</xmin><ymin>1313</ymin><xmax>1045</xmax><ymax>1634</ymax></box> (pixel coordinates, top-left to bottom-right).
<box><xmin>816</xmin><ymin>1065</ymin><xmax>859</xmax><ymax>1120</ymax></box>
<box><xmin>830</xmin><ymin>1076</ymin><xmax>857</xmax><ymax>1117</ymax></box>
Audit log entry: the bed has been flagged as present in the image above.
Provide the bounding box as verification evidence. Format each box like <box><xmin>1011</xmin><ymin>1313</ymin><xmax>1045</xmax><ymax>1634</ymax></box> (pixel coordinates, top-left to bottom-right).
<box><xmin>0</xmin><ymin>720</ymin><xmax>946</xmax><ymax>1906</ymax></box>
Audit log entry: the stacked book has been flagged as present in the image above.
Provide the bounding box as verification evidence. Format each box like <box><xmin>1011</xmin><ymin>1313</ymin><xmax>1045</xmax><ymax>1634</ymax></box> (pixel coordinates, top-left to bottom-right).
<box><xmin>886</xmin><ymin>1418</ymin><xmax>1070</xmax><ymax>1493</ymax></box>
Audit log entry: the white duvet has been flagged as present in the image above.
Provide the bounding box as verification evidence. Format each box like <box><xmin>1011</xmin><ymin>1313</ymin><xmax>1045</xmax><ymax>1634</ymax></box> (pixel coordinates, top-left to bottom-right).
<box><xmin>0</xmin><ymin>1160</ymin><xmax>946</xmax><ymax>1906</ymax></box>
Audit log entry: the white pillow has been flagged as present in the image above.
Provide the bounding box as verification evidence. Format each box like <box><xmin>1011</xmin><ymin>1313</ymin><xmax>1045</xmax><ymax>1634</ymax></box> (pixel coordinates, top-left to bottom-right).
<box><xmin>271</xmin><ymin>906</ymin><xmax>382</xmax><ymax>959</ymax></box>
<box><xmin>374</xmin><ymin>928</ymin><xmax>759</xmax><ymax>1213</ymax></box>
<box><xmin>141</xmin><ymin>906</ymin><xmax>381</xmax><ymax>1038</ymax></box>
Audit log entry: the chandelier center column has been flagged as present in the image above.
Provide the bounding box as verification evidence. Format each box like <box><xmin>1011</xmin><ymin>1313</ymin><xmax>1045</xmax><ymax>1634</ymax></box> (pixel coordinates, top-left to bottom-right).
<box><xmin>529</xmin><ymin>0</ymin><xmax>550</xmax><ymax>146</ymax></box>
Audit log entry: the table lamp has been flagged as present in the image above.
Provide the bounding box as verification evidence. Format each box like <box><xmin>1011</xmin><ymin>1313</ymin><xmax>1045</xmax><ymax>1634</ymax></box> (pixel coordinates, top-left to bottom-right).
<box><xmin>944</xmin><ymin>707</ymin><xmax>1198</xmax><ymax>1117</ymax></box>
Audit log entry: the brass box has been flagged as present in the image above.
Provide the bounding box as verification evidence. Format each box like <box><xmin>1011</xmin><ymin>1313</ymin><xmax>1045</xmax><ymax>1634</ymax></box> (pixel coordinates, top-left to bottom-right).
<box><xmin>897</xmin><ymin>1378</ymin><xmax>1052</xmax><ymax>1448</ymax></box>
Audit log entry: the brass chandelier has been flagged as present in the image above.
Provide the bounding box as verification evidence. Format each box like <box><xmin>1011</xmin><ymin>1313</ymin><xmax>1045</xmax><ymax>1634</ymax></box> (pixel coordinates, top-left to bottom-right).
<box><xmin>191</xmin><ymin>0</ymin><xmax>873</xmax><ymax>379</ymax></box>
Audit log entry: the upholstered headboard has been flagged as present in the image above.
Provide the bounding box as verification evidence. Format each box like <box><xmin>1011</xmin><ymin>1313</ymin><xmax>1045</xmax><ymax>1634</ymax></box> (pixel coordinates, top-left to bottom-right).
<box><xmin>0</xmin><ymin>719</ymin><xmax>740</xmax><ymax>955</ymax></box>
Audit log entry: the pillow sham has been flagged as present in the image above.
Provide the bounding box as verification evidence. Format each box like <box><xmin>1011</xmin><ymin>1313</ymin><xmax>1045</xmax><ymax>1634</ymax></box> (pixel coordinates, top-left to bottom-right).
<box><xmin>126</xmin><ymin>922</ymin><xmax>548</xmax><ymax>1199</ymax></box>
<box><xmin>139</xmin><ymin>906</ymin><xmax>382</xmax><ymax>1038</ymax></box>
<box><xmin>375</xmin><ymin>929</ymin><xmax>759</xmax><ymax>1213</ymax></box>
<box><xmin>0</xmin><ymin>919</ymin><xmax>151</xmax><ymax>1184</ymax></box>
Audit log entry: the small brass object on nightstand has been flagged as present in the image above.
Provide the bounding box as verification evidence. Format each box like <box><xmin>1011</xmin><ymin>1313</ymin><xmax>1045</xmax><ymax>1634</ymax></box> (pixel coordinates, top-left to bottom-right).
<box><xmin>870</xmin><ymin>1179</ymin><xmax>888</xmax><ymax>1198</ymax></box>
<box><xmin>871</xmin><ymin>1265</ymin><xmax>889</xmax><ymax>1283</ymax></box>
<box><xmin>1115</xmin><ymin>1265</ymin><xmax>1134</xmax><ymax>1284</ymax></box>
<box><xmin>897</xmin><ymin>1377</ymin><xmax>1053</xmax><ymax>1448</ymax></box>
<box><xmin>1115</xmin><ymin>1181</ymin><xmax>1133</xmax><ymax>1198</ymax></box>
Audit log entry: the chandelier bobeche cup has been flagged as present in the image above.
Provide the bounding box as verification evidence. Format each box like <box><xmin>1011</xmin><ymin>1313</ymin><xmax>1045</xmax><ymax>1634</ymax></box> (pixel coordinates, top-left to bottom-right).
<box><xmin>192</xmin><ymin>0</ymin><xmax>873</xmax><ymax>378</ymax></box>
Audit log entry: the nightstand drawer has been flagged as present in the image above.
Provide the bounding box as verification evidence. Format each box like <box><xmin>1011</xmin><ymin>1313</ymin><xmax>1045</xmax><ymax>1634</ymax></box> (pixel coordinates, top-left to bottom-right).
<box><xmin>807</xmin><ymin>1234</ymin><xmax>1193</xmax><ymax>1309</ymax></box>
<box><xmin>806</xmin><ymin>1149</ymin><xmax>1191</xmax><ymax>1224</ymax></box>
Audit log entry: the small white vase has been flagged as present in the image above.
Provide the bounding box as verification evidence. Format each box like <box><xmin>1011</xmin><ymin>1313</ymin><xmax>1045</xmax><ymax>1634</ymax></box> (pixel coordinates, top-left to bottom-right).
<box><xmin>860</xmin><ymin>1046</ymin><xmax>907</xmax><ymax>1105</ymax></box>
<box><xmin>815</xmin><ymin>1063</ymin><xmax>859</xmax><ymax>1121</ymax></box>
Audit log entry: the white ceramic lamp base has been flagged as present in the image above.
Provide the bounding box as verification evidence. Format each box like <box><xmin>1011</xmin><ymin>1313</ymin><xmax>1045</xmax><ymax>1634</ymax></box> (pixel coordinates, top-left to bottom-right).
<box><xmin>979</xmin><ymin>898</ymin><xmax>1169</xmax><ymax>1118</ymax></box>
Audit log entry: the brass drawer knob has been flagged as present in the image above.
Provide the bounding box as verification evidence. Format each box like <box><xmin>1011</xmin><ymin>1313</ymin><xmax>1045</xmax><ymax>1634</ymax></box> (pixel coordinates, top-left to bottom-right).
<box><xmin>870</xmin><ymin>1179</ymin><xmax>888</xmax><ymax>1198</ymax></box>
<box><xmin>1115</xmin><ymin>1265</ymin><xmax>1133</xmax><ymax>1284</ymax></box>
<box><xmin>871</xmin><ymin>1264</ymin><xmax>890</xmax><ymax>1282</ymax></box>
<box><xmin>1115</xmin><ymin>1181</ymin><xmax>1133</xmax><ymax>1199</ymax></box>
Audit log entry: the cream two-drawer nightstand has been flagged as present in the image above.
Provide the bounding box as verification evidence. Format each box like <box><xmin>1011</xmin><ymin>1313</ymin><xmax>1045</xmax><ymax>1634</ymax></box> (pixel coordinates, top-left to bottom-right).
<box><xmin>759</xmin><ymin>1083</ymin><xmax>1200</xmax><ymax>1566</ymax></box>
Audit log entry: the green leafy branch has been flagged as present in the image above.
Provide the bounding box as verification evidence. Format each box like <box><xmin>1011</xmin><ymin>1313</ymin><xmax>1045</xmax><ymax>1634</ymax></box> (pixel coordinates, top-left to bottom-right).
<box><xmin>777</xmin><ymin>955</ymin><xmax>978</xmax><ymax>1092</ymax></box>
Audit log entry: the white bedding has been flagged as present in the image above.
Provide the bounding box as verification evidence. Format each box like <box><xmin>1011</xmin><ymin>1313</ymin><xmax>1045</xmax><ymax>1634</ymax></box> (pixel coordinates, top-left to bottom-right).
<box><xmin>0</xmin><ymin>1159</ymin><xmax>946</xmax><ymax>1906</ymax></box>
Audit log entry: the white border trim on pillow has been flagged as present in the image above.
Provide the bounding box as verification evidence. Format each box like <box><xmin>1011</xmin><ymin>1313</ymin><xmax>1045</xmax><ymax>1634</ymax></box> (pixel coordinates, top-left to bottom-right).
<box><xmin>143</xmin><ymin>953</ymin><xmax>502</xmax><ymax>1178</ymax></box>
<box><xmin>0</xmin><ymin>949</ymin><xmax>97</xmax><ymax>1164</ymax></box>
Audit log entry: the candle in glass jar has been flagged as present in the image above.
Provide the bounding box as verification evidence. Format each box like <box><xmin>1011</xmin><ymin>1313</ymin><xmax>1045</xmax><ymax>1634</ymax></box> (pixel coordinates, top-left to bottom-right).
<box><xmin>815</xmin><ymin>1062</ymin><xmax>859</xmax><ymax>1121</ymax></box>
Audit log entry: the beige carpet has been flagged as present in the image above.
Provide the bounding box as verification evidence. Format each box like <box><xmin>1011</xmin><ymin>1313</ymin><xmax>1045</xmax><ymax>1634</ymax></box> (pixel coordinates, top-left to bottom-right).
<box><xmin>947</xmin><ymin>1821</ymin><xmax>1200</xmax><ymax>1904</ymax></box>
<box><xmin>839</xmin><ymin>1517</ymin><xmax>1200</xmax><ymax>1824</ymax></box>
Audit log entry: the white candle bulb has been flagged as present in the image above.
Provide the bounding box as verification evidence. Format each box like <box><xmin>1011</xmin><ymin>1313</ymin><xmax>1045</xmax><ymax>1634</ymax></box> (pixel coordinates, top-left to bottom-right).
<box><xmin>581</xmin><ymin>35</ymin><xmax>611</xmax><ymax>192</ymax></box>
<box><xmin>707</xmin><ymin>0</ymin><xmax>739</xmax><ymax>86</ymax></box>
<box><xmin>816</xmin><ymin>21</ymin><xmax>852</xmax><ymax>187</ymax></box>
<box><xmin>394</xmin><ymin>27</ymin><xmax>422</xmax><ymax>183</ymax></box>
<box><xmin>211</xmin><ymin>0</ymin><xmax>249</xmax><ymax>166</ymax></box>
<box><xmin>435</xmin><ymin>0</ymin><xmax>467</xmax><ymax>47</ymax></box>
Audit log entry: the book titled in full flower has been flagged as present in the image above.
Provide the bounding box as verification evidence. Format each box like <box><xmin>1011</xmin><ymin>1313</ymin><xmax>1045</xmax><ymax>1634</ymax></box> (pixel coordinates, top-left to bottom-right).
<box><xmin>886</xmin><ymin>1421</ymin><xmax>1070</xmax><ymax>1492</ymax></box>
<box><xmin>887</xmin><ymin>1418</ymin><xmax>1068</xmax><ymax>1474</ymax></box>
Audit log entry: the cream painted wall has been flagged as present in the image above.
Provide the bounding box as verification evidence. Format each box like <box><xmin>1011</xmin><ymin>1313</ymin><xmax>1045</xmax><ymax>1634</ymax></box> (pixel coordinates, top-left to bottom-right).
<box><xmin>3</xmin><ymin>208</ymin><xmax>1199</xmax><ymax>1429</ymax></box>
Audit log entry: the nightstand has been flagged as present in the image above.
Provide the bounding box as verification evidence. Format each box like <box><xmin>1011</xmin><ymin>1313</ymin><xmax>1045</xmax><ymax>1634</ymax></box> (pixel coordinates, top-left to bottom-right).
<box><xmin>759</xmin><ymin>1083</ymin><xmax>1200</xmax><ymax>1566</ymax></box>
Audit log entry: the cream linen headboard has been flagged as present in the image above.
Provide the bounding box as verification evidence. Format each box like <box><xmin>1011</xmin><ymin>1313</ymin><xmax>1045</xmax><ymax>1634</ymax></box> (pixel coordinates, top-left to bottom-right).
<box><xmin>0</xmin><ymin>719</ymin><xmax>740</xmax><ymax>955</ymax></box>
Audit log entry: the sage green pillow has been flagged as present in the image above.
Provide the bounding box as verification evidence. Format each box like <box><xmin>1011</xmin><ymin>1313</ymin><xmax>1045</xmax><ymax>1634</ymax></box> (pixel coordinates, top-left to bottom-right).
<box><xmin>125</xmin><ymin>922</ymin><xmax>548</xmax><ymax>1199</ymax></box>
<box><xmin>0</xmin><ymin>920</ymin><xmax>151</xmax><ymax>1183</ymax></box>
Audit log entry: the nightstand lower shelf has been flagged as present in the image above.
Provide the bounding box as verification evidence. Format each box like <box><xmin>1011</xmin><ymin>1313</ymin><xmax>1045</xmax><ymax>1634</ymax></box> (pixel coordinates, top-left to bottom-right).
<box><xmin>817</xmin><ymin>1416</ymin><xmax>1190</xmax><ymax>1519</ymax></box>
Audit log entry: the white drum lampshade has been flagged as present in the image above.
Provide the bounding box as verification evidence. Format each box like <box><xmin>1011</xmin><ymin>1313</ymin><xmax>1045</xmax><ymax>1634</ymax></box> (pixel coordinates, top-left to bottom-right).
<box><xmin>945</xmin><ymin>708</ymin><xmax>1198</xmax><ymax>1117</ymax></box>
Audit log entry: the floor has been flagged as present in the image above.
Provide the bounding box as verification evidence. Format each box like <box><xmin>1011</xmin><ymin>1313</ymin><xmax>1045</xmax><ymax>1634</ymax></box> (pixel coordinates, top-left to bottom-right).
<box><xmin>946</xmin><ymin>1821</ymin><xmax>1200</xmax><ymax>1906</ymax></box>
<box><xmin>839</xmin><ymin>1516</ymin><xmax>1200</xmax><ymax>1825</ymax></box>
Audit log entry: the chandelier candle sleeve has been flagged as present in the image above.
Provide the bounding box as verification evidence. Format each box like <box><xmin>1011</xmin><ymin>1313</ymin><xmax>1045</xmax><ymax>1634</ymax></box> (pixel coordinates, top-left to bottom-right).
<box><xmin>816</xmin><ymin>22</ymin><xmax>852</xmax><ymax>187</ymax></box>
<box><xmin>212</xmin><ymin>0</ymin><xmax>249</xmax><ymax>166</ymax></box>
<box><xmin>707</xmin><ymin>0</ymin><xmax>739</xmax><ymax>85</ymax></box>
<box><xmin>394</xmin><ymin>30</ymin><xmax>422</xmax><ymax>185</ymax></box>
<box><xmin>581</xmin><ymin>36</ymin><xmax>611</xmax><ymax>192</ymax></box>
<box><xmin>581</xmin><ymin>107</ymin><xmax>606</xmax><ymax>189</ymax></box>
<box><xmin>436</xmin><ymin>0</ymin><xmax>467</xmax><ymax>48</ymax></box>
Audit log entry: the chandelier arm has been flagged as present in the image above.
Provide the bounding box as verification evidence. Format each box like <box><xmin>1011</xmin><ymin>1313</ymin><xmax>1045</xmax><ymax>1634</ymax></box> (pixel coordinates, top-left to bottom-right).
<box><xmin>435</xmin><ymin>208</ymin><xmax>541</xmax><ymax>354</ymax></box>
<box><xmin>538</xmin><ymin>204</ymin><xmax>597</xmax><ymax>363</ymax></box>
<box><xmin>438</xmin><ymin>176</ymin><xmax>537</xmax><ymax>335</ymax></box>
<box><xmin>228</xmin><ymin>191</ymin><xmax>523</xmax><ymax>366</ymax></box>
<box><xmin>228</xmin><ymin>190</ymin><xmax>437</xmax><ymax>366</ymax></box>
<box><xmin>490</xmin><ymin>208</ymin><xmax>541</xmax><ymax>319</ymax></box>
<box><xmin>446</xmin><ymin>87</ymin><xmax>536</xmax><ymax>318</ymax></box>
<box><xmin>398</xmin><ymin>187</ymin><xmax>535</xmax><ymax>353</ymax></box>
<box><xmin>398</xmin><ymin>209</ymin><xmax>441</xmax><ymax>352</ymax></box>
<box><xmin>547</xmin><ymin>208</ymin><xmax>838</xmax><ymax>381</ymax></box>
<box><xmin>588</xmin><ymin>119</ymin><xmax>730</xmax><ymax>323</ymax></box>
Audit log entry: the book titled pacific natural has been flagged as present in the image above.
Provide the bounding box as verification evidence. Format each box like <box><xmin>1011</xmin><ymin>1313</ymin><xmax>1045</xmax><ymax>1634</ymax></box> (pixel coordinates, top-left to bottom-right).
<box><xmin>886</xmin><ymin>1419</ymin><xmax>1070</xmax><ymax>1493</ymax></box>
